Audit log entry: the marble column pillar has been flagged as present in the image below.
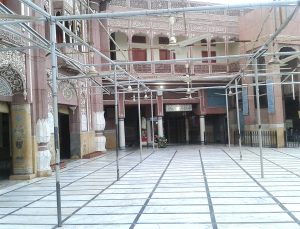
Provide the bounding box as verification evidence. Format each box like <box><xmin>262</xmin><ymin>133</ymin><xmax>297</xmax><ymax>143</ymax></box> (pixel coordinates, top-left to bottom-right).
<box><xmin>146</xmin><ymin>119</ymin><xmax>152</xmax><ymax>144</ymax></box>
<box><xmin>119</xmin><ymin>118</ymin><xmax>126</xmax><ymax>150</ymax></box>
<box><xmin>94</xmin><ymin>111</ymin><xmax>106</xmax><ymax>152</ymax></box>
<box><xmin>10</xmin><ymin>104</ymin><xmax>35</xmax><ymax>179</ymax></box>
<box><xmin>156</xmin><ymin>92</ymin><xmax>164</xmax><ymax>138</ymax></box>
<box><xmin>158</xmin><ymin>116</ymin><xmax>164</xmax><ymax>138</ymax></box>
<box><xmin>267</xmin><ymin>64</ymin><xmax>285</xmax><ymax>147</ymax></box>
<box><xmin>36</xmin><ymin>119</ymin><xmax>51</xmax><ymax>177</ymax></box>
<box><xmin>118</xmin><ymin>93</ymin><xmax>126</xmax><ymax>149</ymax></box>
<box><xmin>185</xmin><ymin>117</ymin><xmax>190</xmax><ymax>144</ymax></box>
<box><xmin>200</xmin><ymin>115</ymin><xmax>206</xmax><ymax>145</ymax></box>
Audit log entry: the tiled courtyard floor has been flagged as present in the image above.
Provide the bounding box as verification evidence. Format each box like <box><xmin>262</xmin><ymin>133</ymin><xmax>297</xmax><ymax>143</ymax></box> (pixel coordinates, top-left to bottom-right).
<box><xmin>1</xmin><ymin>145</ymin><xmax>300</xmax><ymax>228</ymax></box>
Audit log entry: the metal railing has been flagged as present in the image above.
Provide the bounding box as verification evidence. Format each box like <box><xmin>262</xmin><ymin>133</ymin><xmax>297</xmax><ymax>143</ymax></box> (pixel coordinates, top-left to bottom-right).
<box><xmin>285</xmin><ymin>131</ymin><xmax>300</xmax><ymax>148</ymax></box>
<box><xmin>204</xmin><ymin>131</ymin><xmax>226</xmax><ymax>145</ymax></box>
<box><xmin>234</xmin><ymin>130</ymin><xmax>277</xmax><ymax>148</ymax></box>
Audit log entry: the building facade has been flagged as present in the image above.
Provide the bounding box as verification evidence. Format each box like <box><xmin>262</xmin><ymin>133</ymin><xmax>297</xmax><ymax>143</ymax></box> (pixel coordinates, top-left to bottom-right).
<box><xmin>0</xmin><ymin>0</ymin><xmax>299</xmax><ymax>180</ymax></box>
<box><xmin>0</xmin><ymin>0</ymin><xmax>109</xmax><ymax>180</ymax></box>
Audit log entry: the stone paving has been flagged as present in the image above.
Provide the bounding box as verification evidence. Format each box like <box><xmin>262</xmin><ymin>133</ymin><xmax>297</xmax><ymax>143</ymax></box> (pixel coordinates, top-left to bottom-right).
<box><xmin>0</xmin><ymin>145</ymin><xmax>300</xmax><ymax>228</ymax></box>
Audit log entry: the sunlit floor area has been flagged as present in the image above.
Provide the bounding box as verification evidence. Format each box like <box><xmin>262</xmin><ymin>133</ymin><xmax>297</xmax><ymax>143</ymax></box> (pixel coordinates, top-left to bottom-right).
<box><xmin>1</xmin><ymin>146</ymin><xmax>300</xmax><ymax>229</ymax></box>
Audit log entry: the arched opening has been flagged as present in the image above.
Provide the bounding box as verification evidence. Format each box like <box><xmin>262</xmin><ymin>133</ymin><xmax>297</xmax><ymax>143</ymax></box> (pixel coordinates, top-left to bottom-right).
<box><xmin>279</xmin><ymin>47</ymin><xmax>300</xmax><ymax>138</ymax></box>
<box><xmin>110</xmin><ymin>31</ymin><xmax>128</xmax><ymax>61</ymax></box>
<box><xmin>0</xmin><ymin>65</ymin><xmax>24</xmax><ymax>179</ymax></box>
<box><xmin>57</xmin><ymin>80</ymin><xmax>79</xmax><ymax>159</ymax></box>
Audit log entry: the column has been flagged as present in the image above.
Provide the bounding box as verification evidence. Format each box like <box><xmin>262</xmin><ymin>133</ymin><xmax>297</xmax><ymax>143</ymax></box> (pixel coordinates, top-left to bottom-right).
<box><xmin>118</xmin><ymin>93</ymin><xmax>126</xmax><ymax>149</ymax></box>
<box><xmin>36</xmin><ymin>119</ymin><xmax>51</xmax><ymax>177</ymax></box>
<box><xmin>200</xmin><ymin>115</ymin><xmax>206</xmax><ymax>145</ymax></box>
<box><xmin>146</xmin><ymin>119</ymin><xmax>152</xmax><ymax>144</ymax></box>
<box><xmin>207</xmin><ymin>38</ymin><xmax>212</xmax><ymax>74</ymax></box>
<box><xmin>158</xmin><ymin>116</ymin><xmax>164</xmax><ymax>138</ymax></box>
<box><xmin>90</xmin><ymin>6</ymin><xmax>106</xmax><ymax>152</ymax></box>
<box><xmin>119</xmin><ymin>118</ymin><xmax>125</xmax><ymax>150</ymax></box>
<box><xmin>156</xmin><ymin>91</ymin><xmax>164</xmax><ymax>138</ymax></box>
<box><xmin>94</xmin><ymin>111</ymin><xmax>106</xmax><ymax>152</ymax></box>
<box><xmin>267</xmin><ymin>64</ymin><xmax>285</xmax><ymax>147</ymax></box>
<box><xmin>11</xmin><ymin>103</ymin><xmax>35</xmax><ymax>179</ymax></box>
<box><xmin>185</xmin><ymin>116</ymin><xmax>189</xmax><ymax>144</ymax></box>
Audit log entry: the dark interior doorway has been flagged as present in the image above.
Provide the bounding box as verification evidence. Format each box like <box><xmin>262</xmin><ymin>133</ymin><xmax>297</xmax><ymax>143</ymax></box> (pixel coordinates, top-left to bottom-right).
<box><xmin>125</xmin><ymin>106</ymin><xmax>139</xmax><ymax>147</ymax></box>
<box><xmin>205</xmin><ymin>114</ymin><xmax>226</xmax><ymax>144</ymax></box>
<box><xmin>58</xmin><ymin>113</ymin><xmax>71</xmax><ymax>159</ymax></box>
<box><xmin>165</xmin><ymin>112</ymin><xmax>188</xmax><ymax>144</ymax></box>
<box><xmin>0</xmin><ymin>113</ymin><xmax>11</xmax><ymax>179</ymax></box>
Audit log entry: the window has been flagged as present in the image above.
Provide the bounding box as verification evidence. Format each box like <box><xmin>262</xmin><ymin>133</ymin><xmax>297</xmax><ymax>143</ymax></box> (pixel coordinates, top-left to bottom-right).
<box><xmin>159</xmin><ymin>37</ymin><xmax>169</xmax><ymax>44</ymax></box>
<box><xmin>202</xmin><ymin>51</ymin><xmax>216</xmax><ymax>63</ymax></box>
<box><xmin>132</xmin><ymin>35</ymin><xmax>146</xmax><ymax>43</ymax></box>
<box><xmin>254</xmin><ymin>85</ymin><xmax>268</xmax><ymax>109</ymax></box>
<box><xmin>202</xmin><ymin>51</ymin><xmax>208</xmax><ymax>63</ymax></box>
<box><xmin>110</xmin><ymin>33</ymin><xmax>116</xmax><ymax>60</ymax></box>
<box><xmin>159</xmin><ymin>49</ymin><xmax>170</xmax><ymax>60</ymax></box>
<box><xmin>158</xmin><ymin>37</ymin><xmax>170</xmax><ymax>60</ymax></box>
<box><xmin>211</xmin><ymin>39</ymin><xmax>216</xmax><ymax>47</ymax></box>
<box><xmin>211</xmin><ymin>51</ymin><xmax>216</xmax><ymax>63</ymax></box>
<box><xmin>55</xmin><ymin>12</ymin><xmax>63</xmax><ymax>43</ymax></box>
<box><xmin>132</xmin><ymin>48</ymin><xmax>147</xmax><ymax>61</ymax></box>
<box><xmin>201</xmin><ymin>39</ymin><xmax>207</xmax><ymax>46</ymax></box>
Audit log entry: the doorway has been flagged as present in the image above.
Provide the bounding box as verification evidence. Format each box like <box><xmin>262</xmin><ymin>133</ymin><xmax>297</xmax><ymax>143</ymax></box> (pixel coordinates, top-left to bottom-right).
<box><xmin>125</xmin><ymin>106</ymin><xmax>139</xmax><ymax>147</ymax></box>
<box><xmin>58</xmin><ymin>113</ymin><xmax>71</xmax><ymax>159</ymax></box>
<box><xmin>165</xmin><ymin>112</ymin><xmax>188</xmax><ymax>144</ymax></box>
<box><xmin>0</xmin><ymin>113</ymin><xmax>11</xmax><ymax>179</ymax></box>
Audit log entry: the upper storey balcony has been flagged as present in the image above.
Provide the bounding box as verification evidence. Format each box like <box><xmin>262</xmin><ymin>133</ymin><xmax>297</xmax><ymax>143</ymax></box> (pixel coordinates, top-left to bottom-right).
<box><xmin>109</xmin><ymin>32</ymin><xmax>241</xmax><ymax>80</ymax></box>
<box><xmin>106</xmin><ymin>0</ymin><xmax>242</xmax><ymax>79</ymax></box>
<box><xmin>53</xmin><ymin>0</ymin><xmax>88</xmax><ymax>70</ymax></box>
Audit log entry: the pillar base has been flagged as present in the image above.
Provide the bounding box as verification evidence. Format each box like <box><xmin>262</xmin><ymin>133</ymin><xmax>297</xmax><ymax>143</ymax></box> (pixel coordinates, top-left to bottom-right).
<box><xmin>10</xmin><ymin>174</ymin><xmax>36</xmax><ymax>180</ymax></box>
<box><xmin>119</xmin><ymin>146</ymin><xmax>126</xmax><ymax>150</ymax></box>
<box><xmin>37</xmin><ymin>170</ymin><xmax>52</xmax><ymax>177</ymax></box>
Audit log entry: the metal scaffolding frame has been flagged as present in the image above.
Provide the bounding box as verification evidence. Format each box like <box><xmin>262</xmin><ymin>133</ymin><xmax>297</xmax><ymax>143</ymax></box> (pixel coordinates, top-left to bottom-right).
<box><xmin>0</xmin><ymin>0</ymin><xmax>299</xmax><ymax>226</ymax></box>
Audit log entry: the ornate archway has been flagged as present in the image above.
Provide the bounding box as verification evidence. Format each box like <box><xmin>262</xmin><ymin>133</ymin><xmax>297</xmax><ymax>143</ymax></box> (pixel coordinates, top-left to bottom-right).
<box><xmin>0</xmin><ymin>64</ymin><xmax>25</xmax><ymax>97</ymax></box>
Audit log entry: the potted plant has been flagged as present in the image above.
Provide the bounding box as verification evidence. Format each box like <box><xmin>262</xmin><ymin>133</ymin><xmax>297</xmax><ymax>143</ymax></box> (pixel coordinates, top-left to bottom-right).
<box><xmin>155</xmin><ymin>136</ymin><xmax>168</xmax><ymax>148</ymax></box>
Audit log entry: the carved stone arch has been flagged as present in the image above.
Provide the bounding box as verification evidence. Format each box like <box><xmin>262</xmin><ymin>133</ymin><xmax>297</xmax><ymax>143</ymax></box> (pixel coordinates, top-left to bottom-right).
<box><xmin>111</xmin><ymin>30</ymin><xmax>129</xmax><ymax>39</ymax></box>
<box><xmin>58</xmin><ymin>80</ymin><xmax>78</xmax><ymax>106</ymax></box>
<box><xmin>0</xmin><ymin>64</ymin><xmax>24</xmax><ymax>96</ymax></box>
<box><xmin>0</xmin><ymin>76</ymin><xmax>12</xmax><ymax>96</ymax></box>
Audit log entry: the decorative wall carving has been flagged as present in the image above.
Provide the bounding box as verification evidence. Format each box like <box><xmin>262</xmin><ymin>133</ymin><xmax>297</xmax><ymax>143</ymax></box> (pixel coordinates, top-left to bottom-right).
<box><xmin>151</xmin><ymin>0</ymin><xmax>168</xmax><ymax>9</ymax></box>
<box><xmin>0</xmin><ymin>29</ymin><xmax>25</xmax><ymax>46</ymax></box>
<box><xmin>0</xmin><ymin>77</ymin><xmax>12</xmax><ymax>96</ymax></box>
<box><xmin>0</xmin><ymin>65</ymin><xmax>24</xmax><ymax>96</ymax></box>
<box><xmin>80</xmin><ymin>81</ymin><xmax>88</xmax><ymax>132</ymax></box>
<box><xmin>110</xmin><ymin>0</ymin><xmax>127</xmax><ymax>7</ymax></box>
<box><xmin>108</xmin><ymin>19</ymin><xmax>129</xmax><ymax>28</ymax></box>
<box><xmin>170</xmin><ymin>1</ymin><xmax>186</xmax><ymax>8</ymax></box>
<box><xmin>43</xmin><ymin>0</ymin><xmax>49</xmax><ymax>12</ymax></box>
<box><xmin>0</xmin><ymin>45</ymin><xmax>26</xmax><ymax>83</ymax></box>
<box><xmin>152</xmin><ymin>21</ymin><xmax>169</xmax><ymax>30</ymax></box>
<box><xmin>130</xmin><ymin>0</ymin><xmax>148</xmax><ymax>9</ymax></box>
<box><xmin>132</xmin><ymin>20</ymin><xmax>151</xmax><ymax>28</ymax></box>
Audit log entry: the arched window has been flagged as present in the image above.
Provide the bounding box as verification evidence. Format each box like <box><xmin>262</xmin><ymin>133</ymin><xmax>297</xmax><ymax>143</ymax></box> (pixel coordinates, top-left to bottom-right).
<box><xmin>55</xmin><ymin>11</ymin><xmax>63</xmax><ymax>43</ymax></box>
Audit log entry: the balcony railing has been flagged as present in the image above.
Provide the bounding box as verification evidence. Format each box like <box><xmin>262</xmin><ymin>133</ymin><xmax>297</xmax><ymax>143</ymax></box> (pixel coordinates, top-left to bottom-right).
<box><xmin>112</xmin><ymin>61</ymin><xmax>240</xmax><ymax>75</ymax></box>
